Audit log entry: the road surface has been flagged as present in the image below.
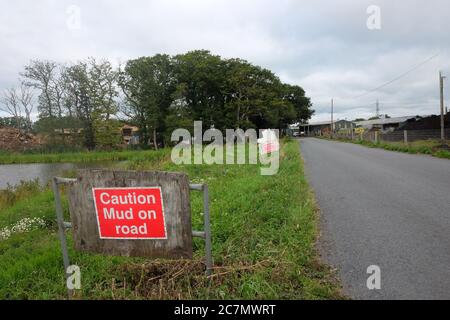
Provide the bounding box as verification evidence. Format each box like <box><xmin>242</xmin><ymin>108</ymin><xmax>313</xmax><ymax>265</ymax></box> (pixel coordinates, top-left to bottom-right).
<box><xmin>300</xmin><ymin>138</ymin><xmax>450</xmax><ymax>300</ymax></box>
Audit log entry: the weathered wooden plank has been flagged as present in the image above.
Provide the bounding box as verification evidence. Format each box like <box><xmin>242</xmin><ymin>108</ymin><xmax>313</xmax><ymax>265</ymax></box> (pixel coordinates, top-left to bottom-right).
<box><xmin>67</xmin><ymin>169</ymin><xmax>193</xmax><ymax>259</ymax></box>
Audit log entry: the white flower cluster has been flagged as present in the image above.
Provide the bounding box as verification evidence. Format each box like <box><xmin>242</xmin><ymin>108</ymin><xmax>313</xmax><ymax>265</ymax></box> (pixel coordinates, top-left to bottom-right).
<box><xmin>0</xmin><ymin>217</ymin><xmax>47</xmax><ymax>241</ymax></box>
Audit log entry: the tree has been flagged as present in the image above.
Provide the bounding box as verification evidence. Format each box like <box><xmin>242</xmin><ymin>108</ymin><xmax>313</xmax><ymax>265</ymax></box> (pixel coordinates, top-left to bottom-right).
<box><xmin>93</xmin><ymin>118</ymin><xmax>122</xmax><ymax>149</ymax></box>
<box><xmin>17</xmin><ymin>83</ymin><xmax>34</xmax><ymax>132</ymax></box>
<box><xmin>224</xmin><ymin>59</ymin><xmax>272</xmax><ymax>129</ymax></box>
<box><xmin>174</xmin><ymin>51</ymin><xmax>227</xmax><ymax>131</ymax></box>
<box><xmin>22</xmin><ymin>60</ymin><xmax>60</xmax><ymax>118</ymax></box>
<box><xmin>64</xmin><ymin>58</ymin><xmax>120</xmax><ymax>149</ymax></box>
<box><xmin>222</xmin><ymin>59</ymin><xmax>311</xmax><ymax>132</ymax></box>
<box><xmin>119</xmin><ymin>54</ymin><xmax>176</xmax><ymax>149</ymax></box>
<box><xmin>21</xmin><ymin>60</ymin><xmax>69</xmax><ymax>141</ymax></box>
<box><xmin>1</xmin><ymin>88</ymin><xmax>22</xmax><ymax>131</ymax></box>
<box><xmin>163</xmin><ymin>83</ymin><xmax>194</xmax><ymax>145</ymax></box>
<box><xmin>0</xmin><ymin>84</ymin><xmax>34</xmax><ymax>132</ymax></box>
<box><xmin>0</xmin><ymin>116</ymin><xmax>28</xmax><ymax>129</ymax></box>
<box><xmin>282</xmin><ymin>84</ymin><xmax>314</xmax><ymax>125</ymax></box>
<box><xmin>240</xmin><ymin>67</ymin><xmax>289</xmax><ymax>130</ymax></box>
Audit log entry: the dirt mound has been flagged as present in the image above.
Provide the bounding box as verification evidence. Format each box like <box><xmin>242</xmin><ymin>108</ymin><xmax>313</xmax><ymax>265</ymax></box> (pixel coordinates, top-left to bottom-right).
<box><xmin>0</xmin><ymin>127</ymin><xmax>41</xmax><ymax>152</ymax></box>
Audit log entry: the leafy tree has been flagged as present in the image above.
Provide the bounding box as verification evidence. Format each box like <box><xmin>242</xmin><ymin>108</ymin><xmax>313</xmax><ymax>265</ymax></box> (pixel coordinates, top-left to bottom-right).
<box><xmin>93</xmin><ymin>118</ymin><xmax>122</xmax><ymax>149</ymax></box>
<box><xmin>224</xmin><ymin>59</ymin><xmax>277</xmax><ymax>129</ymax></box>
<box><xmin>282</xmin><ymin>84</ymin><xmax>314</xmax><ymax>125</ymax></box>
<box><xmin>174</xmin><ymin>50</ymin><xmax>227</xmax><ymax>131</ymax></box>
<box><xmin>119</xmin><ymin>54</ymin><xmax>176</xmax><ymax>149</ymax></box>
<box><xmin>163</xmin><ymin>83</ymin><xmax>194</xmax><ymax>145</ymax></box>
<box><xmin>64</xmin><ymin>59</ymin><xmax>119</xmax><ymax>149</ymax></box>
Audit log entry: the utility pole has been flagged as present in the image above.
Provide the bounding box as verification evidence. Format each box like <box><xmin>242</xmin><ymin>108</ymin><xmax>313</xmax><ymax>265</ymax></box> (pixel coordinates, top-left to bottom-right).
<box><xmin>331</xmin><ymin>98</ymin><xmax>334</xmax><ymax>139</ymax></box>
<box><xmin>376</xmin><ymin>99</ymin><xmax>380</xmax><ymax>118</ymax></box>
<box><xmin>439</xmin><ymin>72</ymin><xmax>446</xmax><ymax>143</ymax></box>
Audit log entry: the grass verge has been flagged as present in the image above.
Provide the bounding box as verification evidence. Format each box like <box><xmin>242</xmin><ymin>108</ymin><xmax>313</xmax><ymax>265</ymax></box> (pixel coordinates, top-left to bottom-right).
<box><xmin>324</xmin><ymin>137</ymin><xmax>450</xmax><ymax>159</ymax></box>
<box><xmin>0</xmin><ymin>140</ymin><xmax>343</xmax><ymax>300</ymax></box>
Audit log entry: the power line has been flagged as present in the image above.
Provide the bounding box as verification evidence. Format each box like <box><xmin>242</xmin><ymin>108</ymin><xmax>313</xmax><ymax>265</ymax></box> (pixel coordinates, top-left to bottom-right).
<box><xmin>324</xmin><ymin>53</ymin><xmax>443</xmax><ymax>119</ymax></box>
<box><xmin>333</xmin><ymin>101</ymin><xmax>438</xmax><ymax>109</ymax></box>
<box><xmin>368</xmin><ymin>101</ymin><xmax>440</xmax><ymax>107</ymax></box>
<box><xmin>354</xmin><ymin>52</ymin><xmax>440</xmax><ymax>99</ymax></box>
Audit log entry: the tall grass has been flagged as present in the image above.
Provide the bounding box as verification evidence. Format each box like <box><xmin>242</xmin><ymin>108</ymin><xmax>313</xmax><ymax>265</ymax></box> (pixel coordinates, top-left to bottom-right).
<box><xmin>0</xmin><ymin>148</ymin><xmax>171</xmax><ymax>164</ymax></box>
<box><xmin>0</xmin><ymin>180</ymin><xmax>43</xmax><ymax>212</ymax></box>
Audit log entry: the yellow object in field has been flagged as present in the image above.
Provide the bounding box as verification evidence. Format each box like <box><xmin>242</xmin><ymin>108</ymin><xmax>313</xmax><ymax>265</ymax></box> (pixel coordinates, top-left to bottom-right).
<box><xmin>355</xmin><ymin>127</ymin><xmax>365</xmax><ymax>134</ymax></box>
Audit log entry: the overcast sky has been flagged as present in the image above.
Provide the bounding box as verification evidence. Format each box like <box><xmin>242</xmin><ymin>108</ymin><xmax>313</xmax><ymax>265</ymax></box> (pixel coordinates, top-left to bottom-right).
<box><xmin>1</xmin><ymin>0</ymin><xmax>449</xmax><ymax>122</ymax></box>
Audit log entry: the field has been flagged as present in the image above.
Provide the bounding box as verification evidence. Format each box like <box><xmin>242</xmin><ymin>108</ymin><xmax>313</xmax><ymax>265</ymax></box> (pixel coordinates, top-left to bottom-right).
<box><xmin>0</xmin><ymin>140</ymin><xmax>343</xmax><ymax>300</ymax></box>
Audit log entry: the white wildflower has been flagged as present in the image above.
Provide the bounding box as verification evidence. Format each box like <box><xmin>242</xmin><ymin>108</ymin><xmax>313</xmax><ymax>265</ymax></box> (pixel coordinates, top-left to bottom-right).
<box><xmin>0</xmin><ymin>217</ymin><xmax>47</xmax><ymax>241</ymax></box>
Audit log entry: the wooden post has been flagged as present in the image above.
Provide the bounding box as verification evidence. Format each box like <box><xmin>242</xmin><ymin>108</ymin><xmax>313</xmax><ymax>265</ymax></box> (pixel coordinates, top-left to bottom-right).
<box><xmin>440</xmin><ymin>72</ymin><xmax>446</xmax><ymax>143</ymax></box>
<box><xmin>404</xmin><ymin>130</ymin><xmax>408</xmax><ymax>145</ymax></box>
<box><xmin>330</xmin><ymin>99</ymin><xmax>334</xmax><ymax>139</ymax></box>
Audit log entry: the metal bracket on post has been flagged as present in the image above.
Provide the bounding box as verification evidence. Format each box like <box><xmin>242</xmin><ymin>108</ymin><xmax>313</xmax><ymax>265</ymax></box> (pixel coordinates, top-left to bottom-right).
<box><xmin>190</xmin><ymin>183</ymin><xmax>213</xmax><ymax>277</ymax></box>
<box><xmin>52</xmin><ymin>177</ymin><xmax>77</xmax><ymax>299</ymax></box>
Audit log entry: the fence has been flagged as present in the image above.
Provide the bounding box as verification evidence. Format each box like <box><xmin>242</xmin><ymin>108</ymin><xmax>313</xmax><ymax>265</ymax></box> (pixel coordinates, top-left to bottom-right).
<box><xmin>331</xmin><ymin>128</ymin><xmax>450</xmax><ymax>144</ymax></box>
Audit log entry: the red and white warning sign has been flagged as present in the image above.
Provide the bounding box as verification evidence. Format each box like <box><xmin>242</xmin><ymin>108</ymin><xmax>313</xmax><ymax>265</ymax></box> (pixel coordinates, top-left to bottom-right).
<box><xmin>92</xmin><ymin>187</ymin><xmax>167</xmax><ymax>239</ymax></box>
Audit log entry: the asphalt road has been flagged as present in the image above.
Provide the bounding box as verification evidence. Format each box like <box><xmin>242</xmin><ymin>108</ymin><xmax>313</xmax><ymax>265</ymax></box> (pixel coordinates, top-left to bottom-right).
<box><xmin>300</xmin><ymin>138</ymin><xmax>450</xmax><ymax>300</ymax></box>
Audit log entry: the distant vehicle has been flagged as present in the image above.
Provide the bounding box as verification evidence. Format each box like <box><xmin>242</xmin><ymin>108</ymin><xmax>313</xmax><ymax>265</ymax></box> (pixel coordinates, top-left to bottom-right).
<box><xmin>293</xmin><ymin>131</ymin><xmax>300</xmax><ymax>137</ymax></box>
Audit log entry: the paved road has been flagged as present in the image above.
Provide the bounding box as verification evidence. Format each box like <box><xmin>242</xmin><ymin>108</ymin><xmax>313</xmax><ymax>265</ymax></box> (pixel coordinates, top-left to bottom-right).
<box><xmin>300</xmin><ymin>138</ymin><xmax>450</xmax><ymax>300</ymax></box>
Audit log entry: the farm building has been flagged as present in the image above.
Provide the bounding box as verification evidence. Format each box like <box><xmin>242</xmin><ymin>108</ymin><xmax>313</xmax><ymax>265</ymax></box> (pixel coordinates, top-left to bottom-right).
<box><xmin>354</xmin><ymin>116</ymin><xmax>421</xmax><ymax>133</ymax></box>
<box><xmin>121</xmin><ymin>125</ymin><xmax>140</xmax><ymax>145</ymax></box>
<box><xmin>292</xmin><ymin>120</ymin><xmax>354</xmax><ymax>136</ymax></box>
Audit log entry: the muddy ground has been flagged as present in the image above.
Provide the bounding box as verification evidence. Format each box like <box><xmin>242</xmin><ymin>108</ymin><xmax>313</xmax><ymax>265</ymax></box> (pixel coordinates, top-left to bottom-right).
<box><xmin>0</xmin><ymin>127</ymin><xmax>41</xmax><ymax>152</ymax></box>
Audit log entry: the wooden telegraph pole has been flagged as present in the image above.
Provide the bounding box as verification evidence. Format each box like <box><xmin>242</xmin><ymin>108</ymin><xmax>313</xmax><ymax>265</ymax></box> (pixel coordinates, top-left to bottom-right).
<box><xmin>331</xmin><ymin>98</ymin><xmax>334</xmax><ymax>139</ymax></box>
<box><xmin>376</xmin><ymin>99</ymin><xmax>380</xmax><ymax>118</ymax></box>
<box><xmin>439</xmin><ymin>72</ymin><xmax>446</xmax><ymax>143</ymax></box>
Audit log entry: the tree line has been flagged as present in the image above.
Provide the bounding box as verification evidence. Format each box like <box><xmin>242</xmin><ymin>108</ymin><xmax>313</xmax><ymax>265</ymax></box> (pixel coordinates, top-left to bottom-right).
<box><xmin>1</xmin><ymin>50</ymin><xmax>314</xmax><ymax>150</ymax></box>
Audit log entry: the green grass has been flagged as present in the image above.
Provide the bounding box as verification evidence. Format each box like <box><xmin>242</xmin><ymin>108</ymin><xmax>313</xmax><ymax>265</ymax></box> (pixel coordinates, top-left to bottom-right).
<box><xmin>326</xmin><ymin>137</ymin><xmax>450</xmax><ymax>159</ymax></box>
<box><xmin>0</xmin><ymin>180</ymin><xmax>43</xmax><ymax>212</ymax></box>
<box><xmin>0</xmin><ymin>148</ymin><xmax>170</xmax><ymax>164</ymax></box>
<box><xmin>0</xmin><ymin>140</ymin><xmax>343</xmax><ymax>300</ymax></box>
